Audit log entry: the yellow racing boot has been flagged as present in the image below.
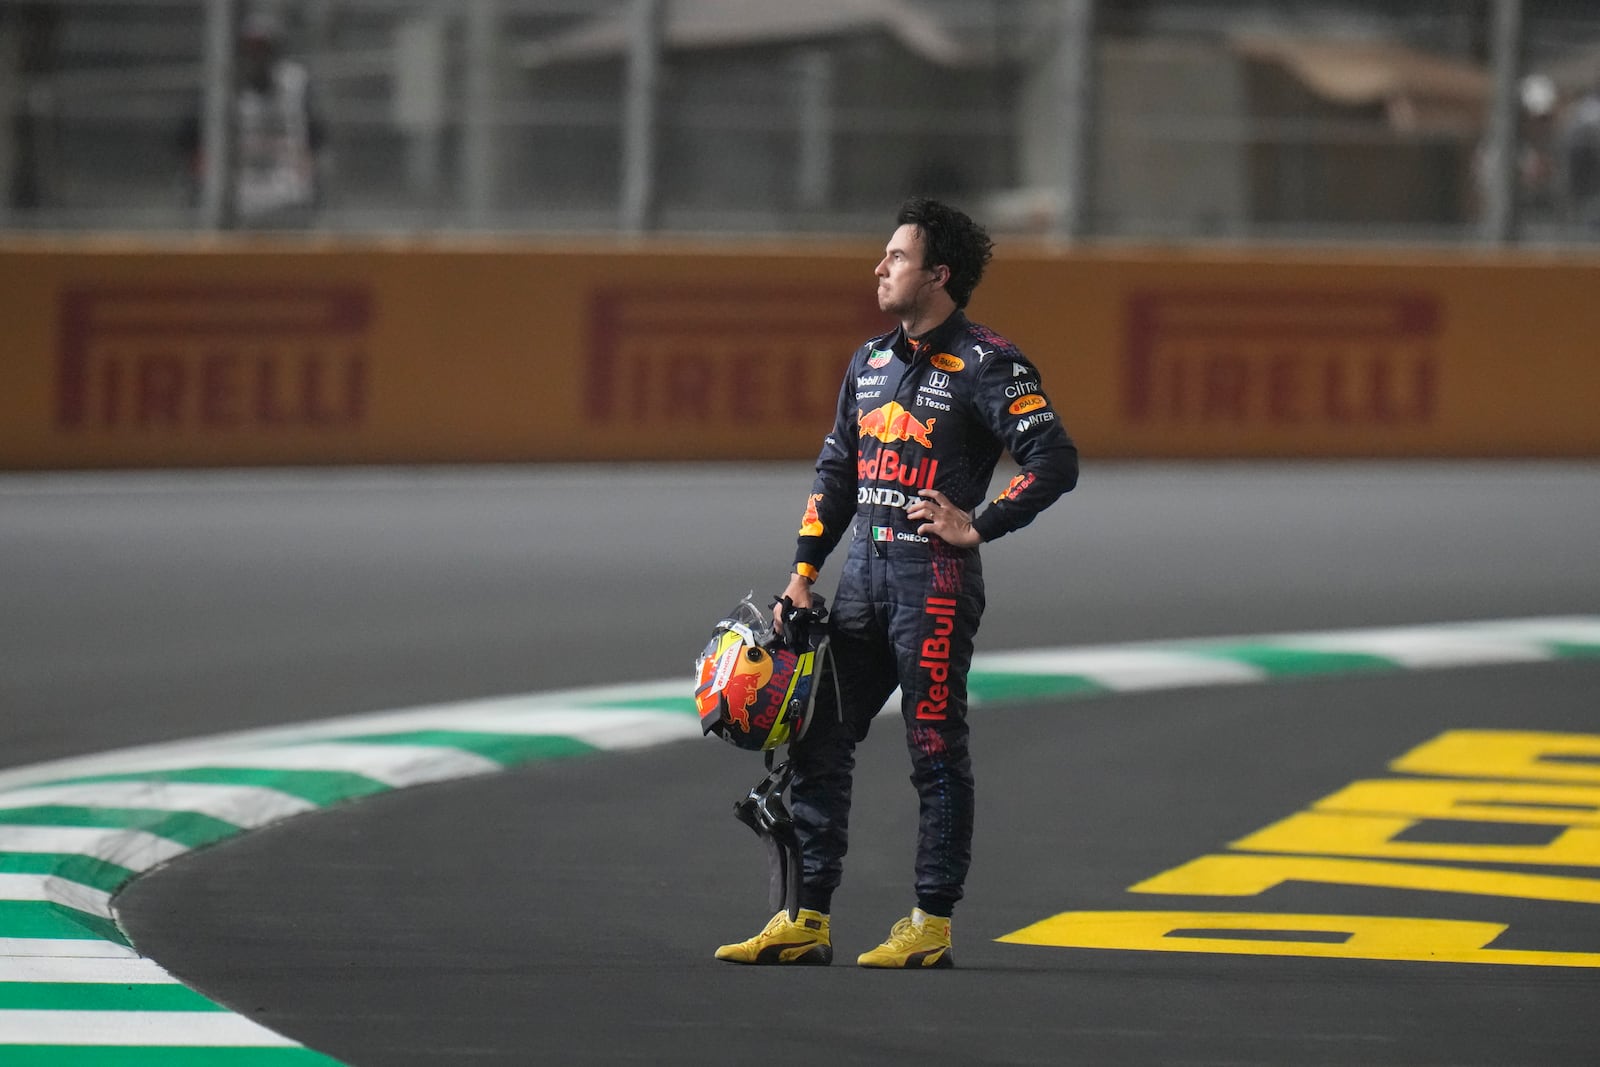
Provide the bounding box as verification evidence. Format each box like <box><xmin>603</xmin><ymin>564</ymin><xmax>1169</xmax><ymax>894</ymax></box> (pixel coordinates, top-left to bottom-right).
<box><xmin>856</xmin><ymin>908</ymin><xmax>953</xmax><ymax>969</ymax></box>
<box><xmin>714</xmin><ymin>909</ymin><xmax>832</xmax><ymax>965</ymax></box>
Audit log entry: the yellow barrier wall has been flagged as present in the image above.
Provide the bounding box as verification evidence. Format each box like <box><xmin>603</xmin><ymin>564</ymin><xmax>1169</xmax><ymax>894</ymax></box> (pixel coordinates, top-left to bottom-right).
<box><xmin>3</xmin><ymin>238</ymin><xmax>1598</xmax><ymax>468</ymax></box>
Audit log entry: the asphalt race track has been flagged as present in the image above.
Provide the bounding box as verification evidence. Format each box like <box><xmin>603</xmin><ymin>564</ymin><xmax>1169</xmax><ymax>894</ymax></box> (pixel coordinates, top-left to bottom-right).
<box><xmin>5</xmin><ymin>461</ymin><xmax>1600</xmax><ymax>1065</ymax></box>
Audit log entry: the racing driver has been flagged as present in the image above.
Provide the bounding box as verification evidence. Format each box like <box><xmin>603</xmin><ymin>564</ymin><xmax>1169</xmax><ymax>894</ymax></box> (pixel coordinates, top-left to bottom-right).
<box><xmin>715</xmin><ymin>196</ymin><xmax>1079</xmax><ymax>968</ymax></box>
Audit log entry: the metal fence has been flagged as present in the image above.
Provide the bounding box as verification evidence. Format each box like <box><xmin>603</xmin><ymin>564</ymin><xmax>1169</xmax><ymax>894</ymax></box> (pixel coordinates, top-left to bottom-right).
<box><xmin>3</xmin><ymin>0</ymin><xmax>1599</xmax><ymax>244</ymax></box>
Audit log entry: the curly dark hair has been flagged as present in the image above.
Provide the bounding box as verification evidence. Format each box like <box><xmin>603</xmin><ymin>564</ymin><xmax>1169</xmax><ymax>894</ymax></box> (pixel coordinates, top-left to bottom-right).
<box><xmin>896</xmin><ymin>196</ymin><xmax>994</xmax><ymax>308</ymax></box>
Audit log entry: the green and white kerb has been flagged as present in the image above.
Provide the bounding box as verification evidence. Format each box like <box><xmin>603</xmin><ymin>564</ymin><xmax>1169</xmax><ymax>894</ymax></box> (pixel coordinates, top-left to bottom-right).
<box><xmin>2</xmin><ymin>615</ymin><xmax>1597</xmax><ymax>1063</ymax></box>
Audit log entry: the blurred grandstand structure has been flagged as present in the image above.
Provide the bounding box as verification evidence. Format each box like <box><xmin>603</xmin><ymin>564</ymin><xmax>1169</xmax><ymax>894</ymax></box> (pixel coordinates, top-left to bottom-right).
<box><xmin>3</xmin><ymin>0</ymin><xmax>1600</xmax><ymax>244</ymax></box>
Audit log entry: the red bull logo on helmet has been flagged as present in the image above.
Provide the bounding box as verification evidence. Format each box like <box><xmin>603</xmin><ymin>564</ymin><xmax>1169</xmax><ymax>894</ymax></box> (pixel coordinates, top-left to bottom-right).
<box><xmin>719</xmin><ymin>653</ymin><xmax>772</xmax><ymax>732</ymax></box>
<box><xmin>694</xmin><ymin>631</ymin><xmax>773</xmax><ymax>733</ymax></box>
<box><xmin>858</xmin><ymin>401</ymin><xmax>936</xmax><ymax>447</ymax></box>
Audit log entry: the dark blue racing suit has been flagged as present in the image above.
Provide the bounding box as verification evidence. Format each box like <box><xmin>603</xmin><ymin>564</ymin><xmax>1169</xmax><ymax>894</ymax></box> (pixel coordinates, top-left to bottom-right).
<box><xmin>790</xmin><ymin>309</ymin><xmax>1078</xmax><ymax>918</ymax></box>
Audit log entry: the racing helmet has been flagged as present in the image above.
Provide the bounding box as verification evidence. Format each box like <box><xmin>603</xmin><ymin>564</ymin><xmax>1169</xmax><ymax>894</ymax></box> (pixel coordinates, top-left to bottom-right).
<box><xmin>694</xmin><ymin>593</ymin><xmax>829</xmax><ymax>752</ymax></box>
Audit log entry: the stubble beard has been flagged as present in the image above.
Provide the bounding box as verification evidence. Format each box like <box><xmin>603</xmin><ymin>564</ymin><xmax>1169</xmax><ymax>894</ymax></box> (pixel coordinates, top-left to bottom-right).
<box><xmin>878</xmin><ymin>284</ymin><xmax>909</xmax><ymax>318</ymax></box>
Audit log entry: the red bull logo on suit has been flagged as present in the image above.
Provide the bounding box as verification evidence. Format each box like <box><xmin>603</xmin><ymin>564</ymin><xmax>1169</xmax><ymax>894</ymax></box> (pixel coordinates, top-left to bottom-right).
<box><xmin>859</xmin><ymin>401</ymin><xmax>936</xmax><ymax>447</ymax></box>
<box><xmin>916</xmin><ymin>596</ymin><xmax>959</xmax><ymax>720</ymax></box>
<box><xmin>857</xmin><ymin>452</ymin><xmax>937</xmax><ymax>489</ymax></box>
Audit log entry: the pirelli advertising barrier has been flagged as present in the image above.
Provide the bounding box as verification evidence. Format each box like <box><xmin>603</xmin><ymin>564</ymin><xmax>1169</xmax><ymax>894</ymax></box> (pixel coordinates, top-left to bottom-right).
<box><xmin>2</xmin><ymin>238</ymin><xmax>1598</xmax><ymax>468</ymax></box>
